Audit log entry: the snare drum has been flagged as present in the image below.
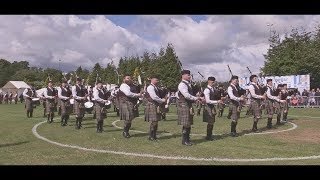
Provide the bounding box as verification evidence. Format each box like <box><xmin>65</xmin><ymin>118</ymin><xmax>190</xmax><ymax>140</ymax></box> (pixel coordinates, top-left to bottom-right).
<box><xmin>84</xmin><ymin>101</ymin><xmax>94</xmax><ymax>113</ymax></box>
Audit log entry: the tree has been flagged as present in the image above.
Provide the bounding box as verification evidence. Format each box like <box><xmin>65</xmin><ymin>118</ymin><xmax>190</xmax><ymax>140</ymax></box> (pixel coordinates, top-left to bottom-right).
<box><xmin>262</xmin><ymin>27</ymin><xmax>319</xmax><ymax>89</ymax></box>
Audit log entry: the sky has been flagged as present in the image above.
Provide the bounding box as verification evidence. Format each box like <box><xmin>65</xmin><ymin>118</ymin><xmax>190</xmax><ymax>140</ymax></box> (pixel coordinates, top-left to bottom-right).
<box><xmin>1</xmin><ymin>15</ymin><xmax>320</xmax><ymax>82</ymax></box>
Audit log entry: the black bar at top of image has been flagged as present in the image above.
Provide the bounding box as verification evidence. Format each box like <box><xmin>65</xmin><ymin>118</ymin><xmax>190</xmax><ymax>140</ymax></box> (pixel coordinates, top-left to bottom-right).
<box><xmin>1</xmin><ymin>0</ymin><xmax>320</xmax><ymax>14</ymax></box>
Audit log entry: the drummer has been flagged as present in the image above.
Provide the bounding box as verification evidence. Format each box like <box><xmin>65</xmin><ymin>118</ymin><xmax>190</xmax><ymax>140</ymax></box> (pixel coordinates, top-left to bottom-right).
<box><xmin>58</xmin><ymin>79</ymin><xmax>73</xmax><ymax>126</ymax></box>
<box><xmin>22</xmin><ymin>83</ymin><xmax>37</xmax><ymax>118</ymax></box>
<box><xmin>72</xmin><ymin>77</ymin><xmax>87</xmax><ymax>129</ymax></box>
<box><xmin>93</xmin><ymin>80</ymin><xmax>110</xmax><ymax>133</ymax></box>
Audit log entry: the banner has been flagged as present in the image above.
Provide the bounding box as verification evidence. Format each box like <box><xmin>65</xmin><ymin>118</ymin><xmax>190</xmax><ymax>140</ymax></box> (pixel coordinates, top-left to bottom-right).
<box><xmin>239</xmin><ymin>74</ymin><xmax>310</xmax><ymax>93</ymax></box>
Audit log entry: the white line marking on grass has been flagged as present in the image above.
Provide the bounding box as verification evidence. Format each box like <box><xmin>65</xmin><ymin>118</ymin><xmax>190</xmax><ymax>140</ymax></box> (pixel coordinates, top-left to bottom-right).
<box><xmin>111</xmin><ymin>118</ymin><xmax>298</xmax><ymax>137</ymax></box>
<box><xmin>32</xmin><ymin>120</ymin><xmax>320</xmax><ymax>162</ymax></box>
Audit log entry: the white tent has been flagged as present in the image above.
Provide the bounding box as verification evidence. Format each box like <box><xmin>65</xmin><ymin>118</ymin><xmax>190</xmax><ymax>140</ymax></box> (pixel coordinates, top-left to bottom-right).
<box><xmin>1</xmin><ymin>81</ymin><xmax>31</xmax><ymax>96</ymax></box>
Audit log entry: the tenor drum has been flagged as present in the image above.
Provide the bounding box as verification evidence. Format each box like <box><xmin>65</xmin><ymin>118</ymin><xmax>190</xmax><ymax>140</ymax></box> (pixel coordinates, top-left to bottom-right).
<box><xmin>32</xmin><ymin>98</ymin><xmax>40</xmax><ymax>106</ymax></box>
<box><xmin>85</xmin><ymin>101</ymin><xmax>94</xmax><ymax>113</ymax></box>
<box><xmin>70</xmin><ymin>99</ymin><xmax>74</xmax><ymax>105</ymax></box>
<box><xmin>105</xmin><ymin>100</ymin><xmax>111</xmax><ymax>109</ymax></box>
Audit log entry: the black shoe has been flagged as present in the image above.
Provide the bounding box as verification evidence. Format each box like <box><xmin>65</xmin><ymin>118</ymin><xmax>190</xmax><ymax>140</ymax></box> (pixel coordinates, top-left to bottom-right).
<box><xmin>267</xmin><ymin>124</ymin><xmax>272</xmax><ymax>129</ymax></box>
<box><xmin>122</xmin><ymin>131</ymin><xmax>131</xmax><ymax>138</ymax></box>
<box><xmin>148</xmin><ymin>136</ymin><xmax>156</xmax><ymax>141</ymax></box>
<box><xmin>205</xmin><ymin>136</ymin><xmax>213</xmax><ymax>141</ymax></box>
<box><xmin>182</xmin><ymin>141</ymin><xmax>193</xmax><ymax>146</ymax></box>
<box><xmin>230</xmin><ymin>132</ymin><xmax>238</xmax><ymax>137</ymax></box>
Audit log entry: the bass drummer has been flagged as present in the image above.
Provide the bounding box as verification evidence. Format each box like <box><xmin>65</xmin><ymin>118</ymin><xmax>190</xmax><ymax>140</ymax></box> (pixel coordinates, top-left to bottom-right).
<box><xmin>58</xmin><ymin>79</ymin><xmax>73</xmax><ymax>126</ymax></box>
<box><xmin>93</xmin><ymin>80</ymin><xmax>110</xmax><ymax>133</ymax></box>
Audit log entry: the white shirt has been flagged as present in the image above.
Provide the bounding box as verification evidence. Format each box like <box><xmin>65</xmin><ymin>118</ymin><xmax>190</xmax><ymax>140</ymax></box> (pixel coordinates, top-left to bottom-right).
<box><xmin>147</xmin><ymin>84</ymin><xmax>165</xmax><ymax>104</ymax></box>
<box><xmin>72</xmin><ymin>84</ymin><xmax>86</xmax><ymax>100</ymax></box>
<box><xmin>23</xmin><ymin>88</ymin><xmax>33</xmax><ymax>98</ymax></box>
<box><xmin>178</xmin><ymin>80</ymin><xmax>197</xmax><ymax>101</ymax></box>
<box><xmin>227</xmin><ymin>83</ymin><xmax>241</xmax><ymax>102</ymax></box>
<box><xmin>93</xmin><ymin>87</ymin><xmax>106</xmax><ymax>103</ymax></box>
<box><xmin>248</xmin><ymin>82</ymin><xmax>264</xmax><ymax>99</ymax></box>
<box><xmin>266</xmin><ymin>85</ymin><xmax>281</xmax><ymax>102</ymax></box>
<box><xmin>204</xmin><ymin>85</ymin><xmax>218</xmax><ymax>105</ymax></box>
<box><xmin>119</xmin><ymin>83</ymin><xmax>139</xmax><ymax>98</ymax></box>
<box><xmin>58</xmin><ymin>86</ymin><xmax>70</xmax><ymax>100</ymax></box>
<box><xmin>44</xmin><ymin>87</ymin><xmax>55</xmax><ymax>99</ymax></box>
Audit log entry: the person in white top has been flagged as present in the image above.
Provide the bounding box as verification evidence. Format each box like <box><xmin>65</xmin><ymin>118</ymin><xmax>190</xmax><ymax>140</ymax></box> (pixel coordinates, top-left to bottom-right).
<box><xmin>58</xmin><ymin>80</ymin><xmax>73</xmax><ymax>126</ymax></box>
<box><xmin>44</xmin><ymin>80</ymin><xmax>56</xmax><ymax>123</ymax></box>
<box><xmin>144</xmin><ymin>75</ymin><xmax>166</xmax><ymax>141</ymax></box>
<box><xmin>23</xmin><ymin>83</ymin><xmax>36</xmax><ymax>118</ymax></box>
<box><xmin>203</xmin><ymin>76</ymin><xmax>222</xmax><ymax>141</ymax></box>
<box><xmin>72</xmin><ymin>77</ymin><xmax>87</xmax><ymax>129</ymax></box>
<box><xmin>247</xmin><ymin>75</ymin><xmax>266</xmax><ymax>132</ymax></box>
<box><xmin>111</xmin><ymin>86</ymin><xmax>120</xmax><ymax>116</ymax></box>
<box><xmin>227</xmin><ymin>75</ymin><xmax>245</xmax><ymax>137</ymax></box>
<box><xmin>93</xmin><ymin>80</ymin><xmax>110</xmax><ymax>133</ymax></box>
<box><xmin>118</xmin><ymin>74</ymin><xmax>142</xmax><ymax>138</ymax></box>
<box><xmin>177</xmin><ymin>70</ymin><xmax>204</xmax><ymax>146</ymax></box>
<box><xmin>265</xmin><ymin>79</ymin><xmax>286</xmax><ymax>128</ymax></box>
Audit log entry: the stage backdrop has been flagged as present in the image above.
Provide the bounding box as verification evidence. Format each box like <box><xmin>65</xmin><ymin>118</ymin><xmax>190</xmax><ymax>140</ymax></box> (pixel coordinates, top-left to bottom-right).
<box><xmin>239</xmin><ymin>74</ymin><xmax>310</xmax><ymax>93</ymax></box>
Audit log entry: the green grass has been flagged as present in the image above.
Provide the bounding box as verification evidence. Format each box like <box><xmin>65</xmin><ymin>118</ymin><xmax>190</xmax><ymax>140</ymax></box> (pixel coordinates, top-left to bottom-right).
<box><xmin>0</xmin><ymin>103</ymin><xmax>320</xmax><ymax>165</ymax></box>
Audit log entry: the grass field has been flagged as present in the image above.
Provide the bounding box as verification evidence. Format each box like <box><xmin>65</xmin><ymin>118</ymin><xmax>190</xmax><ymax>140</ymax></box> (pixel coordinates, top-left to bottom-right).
<box><xmin>0</xmin><ymin>102</ymin><xmax>320</xmax><ymax>165</ymax></box>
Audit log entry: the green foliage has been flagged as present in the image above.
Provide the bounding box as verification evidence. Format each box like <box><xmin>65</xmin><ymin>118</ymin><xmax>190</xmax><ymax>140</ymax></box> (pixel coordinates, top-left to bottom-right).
<box><xmin>0</xmin><ymin>44</ymin><xmax>182</xmax><ymax>90</ymax></box>
<box><xmin>262</xmin><ymin>27</ymin><xmax>320</xmax><ymax>89</ymax></box>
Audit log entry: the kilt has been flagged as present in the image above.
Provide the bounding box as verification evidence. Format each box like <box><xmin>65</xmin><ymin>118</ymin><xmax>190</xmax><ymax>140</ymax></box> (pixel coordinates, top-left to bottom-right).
<box><xmin>60</xmin><ymin>99</ymin><xmax>72</xmax><ymax>115</ymax></box>
<box><xmin>95</xmin><ymin>103</ymin><xmax>107</xmax><ymax>122</ymax></box>
<box><xmin>217</xmin><ymin>102</ymin><xmax>225</xmax><ymax>110</ymax></box>
<box><xmin>251</xmin><ymin>99</ymin><xmax>262</xmax><ymax>119</ymax></box>
<box><xmin>25</xmin><ymin>98</ymin><xmax>34</xmax><ymax>111</ymax></box>
<box><xmin>145</xmin><ymin>102</ymin><xmax>161</xmax><ymax>122</ymax></box>
<box><xmin>119</xmin><ymin>99</ymin><xmax>135</xmax><ymax>122</ymax></box>
<box><xmin>274</xmin><ymin>102</ymin><xmax>282</xmax><ymax>115</ymax></box>
<box><xmin>45</xmin><ymin>99</ymin><xmax>55</xmax><ymax>114</ymax></box>
<box><xmin>74</xmin><ymin>100</ymin><xmax>85</xmax><ymax>118</ymax></box>
<box><xmin>266</xmin><ymin>100</ymin><xmax>275</xmax><ymax>116</ymax></box>
<box><xmin>42</xmin><ymin>99</ymin><xmax>46</xmax><ymax>108</ymax></box>
<box><xmin>114</xmin><ymin>97</ymin><xmax>120</xmax><ymax>109</ymax></box>
<box><xmin>229</xmin><ymin>103</ymin><xmax>240</xmax><ymax>121</ymax></box>
<box><xmin>203</xmin><ymin>104</ymin><xmax>216</xmax><ymax>124</ymax></box>
<box><xmin>177</xmin><ymin>101</ymin><xmax>194</xmax><ymax>127</ymax></box>
<box><xmin>133</xmin><ymin>104</ymin><xmax>139</xmax><ymax>117</ymax></box>
<box><xmin>281</xmin><ymin>101</ymin><xmax>289</xmax><ymax>113</ymax></box>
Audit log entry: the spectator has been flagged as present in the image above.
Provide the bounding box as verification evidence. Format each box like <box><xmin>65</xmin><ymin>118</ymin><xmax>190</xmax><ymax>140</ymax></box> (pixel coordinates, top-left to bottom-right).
<box><xmin>302</xmin><ymin>89</ymin><xmax>309</xmax><ymax>106</ymax></box>
<box><xmin>308</xmin><ymin>89</ymin><xmax>316</xmax><ymax>106</ymax></box>
<box><xmin>315</xmin><ymin>88</ymin><xmax>320</xmax><ymax>106</ymax></box>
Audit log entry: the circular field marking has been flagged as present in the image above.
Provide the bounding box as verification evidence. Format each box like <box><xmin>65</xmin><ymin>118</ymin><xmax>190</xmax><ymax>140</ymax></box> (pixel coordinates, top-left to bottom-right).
<box><xmin>32</xmin><ymin>119</ymin><xmax>320</xmax><ymax>162</ymax></box>
<box><xmin>111</xmin><ymin>116</ymin><xmax>298</xmax><ymax>137</ymax></box>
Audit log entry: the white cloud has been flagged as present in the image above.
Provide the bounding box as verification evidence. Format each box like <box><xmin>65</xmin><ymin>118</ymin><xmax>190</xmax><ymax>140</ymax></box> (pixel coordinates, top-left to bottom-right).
<box><xmin>1</xmin><ymin>15</ymin><xmax>320</xmax><ymax>82</ymax></box>
<box><xmin>0</xmin><ymin>15</ymin><xmax>157</xmax><ymax>71</ymax></box>
<box><xmin>133</xmin><ymin>15</ymin><xmax>320</xmax><ymax>81</ymax></box>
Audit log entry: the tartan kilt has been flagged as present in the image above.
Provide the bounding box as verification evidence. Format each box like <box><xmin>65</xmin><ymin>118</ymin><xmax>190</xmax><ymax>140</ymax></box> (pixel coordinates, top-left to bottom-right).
<box><xmin>74</xmin><ymin>100</ymin><xmax>85</xmax><ymax>118</ymax></box>
<box><xmin>133</xmin><ymin>104</ymin><xmax>139</xmax><ymax>117</ymax></box>
<box><xmin>266</xmin><ymin>100</ymin><xmax>275</xmax><ymax>115</ymax></box>
<box><xmin>203</xmin><ymin>104</ymin><xmax>216</xmax><ymax>124</ymax></box>
<box><xmin>114</xmin><ymin>97</ymin><xmax>120</xmax><ymax>109</ymax></box>
<box><xmin>45</xmin><ymin>100</ymin><xmax>55</xmax><ymax>114</ymax></box>
<box><xmin>217</xmin><ymin>102</ymin><xmax>225</xmax><ymax>110</ymax></box>
<box><xmin>251</xmin><ymin>99</ymin><xmax>262</xmax><ymax>118</ymax></box>
<box><xmin>60</xmin><ymin>99</ymin><xmax>72</xmax><ymax>115</ymax></box>
<box><xmin>25</xmin><ymin>98</ymin><xmax>34</xmax><ymax>111</ymax></box>
<box><xmin>274</xmin><ymin>102</ymin><xmax>282</xmax><ymax>114</ymax></box>
<box><xmin>95</xmin><ymin>103</ymin><xmax>107</xmax><ymax>121</ymax></box>
<box><xmin>145</xmin><ymin>102</ymin><xmax>161</xmax><ymax>122</ymax></box>
<box><xmin>177</xmin><ymin>101</ymin><xmax>194</xmax><ymax>127</ymax></box>
<box><xmin>119</xmin><ymin>99</ymin><xmax>134</xmax><ymax>122</ymax></box>
<box><xmin>229</xmin><ymin>103</ymin><xmax>240</xmax><ymax>121</ymax></box>
<box><xmin>281</xmin><ymin>100</ymin><xmax>289</xmax><ymax>113</ymax></box>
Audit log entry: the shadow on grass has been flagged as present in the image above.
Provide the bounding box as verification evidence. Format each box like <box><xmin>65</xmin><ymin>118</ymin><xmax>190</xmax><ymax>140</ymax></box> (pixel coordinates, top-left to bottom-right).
<box><xmin>0</xmin><ymin>141</ymin><xmax>29</xmax><ymax>148</ymax></box>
